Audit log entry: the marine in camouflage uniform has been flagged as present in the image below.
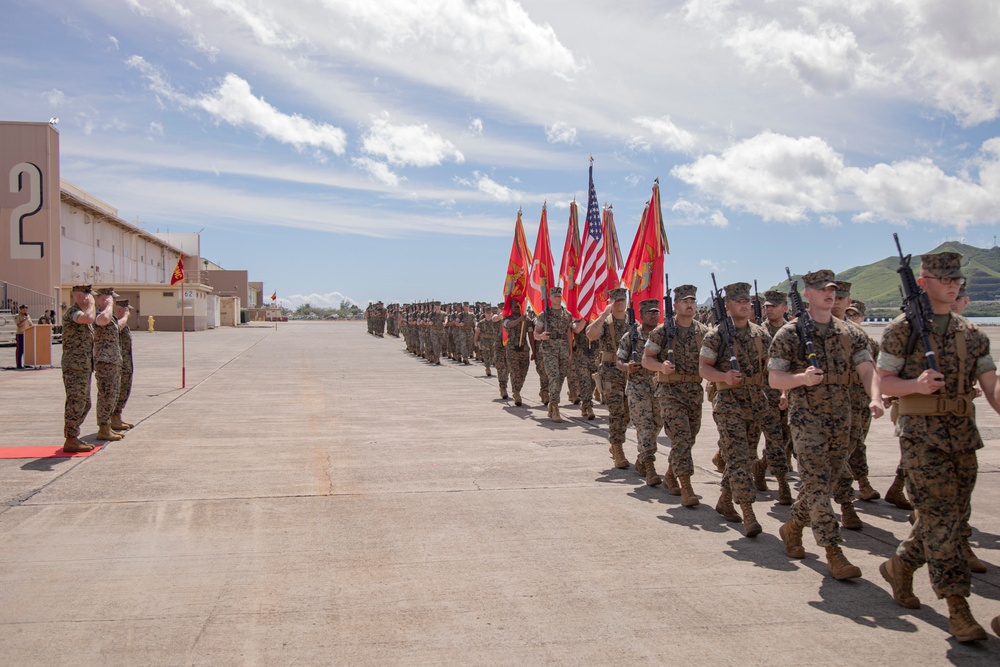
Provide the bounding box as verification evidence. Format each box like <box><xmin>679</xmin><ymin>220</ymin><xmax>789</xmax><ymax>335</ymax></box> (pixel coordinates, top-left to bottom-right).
<box><xmin>535</xmin><ymin>287</ymin><xmax>573</xmax><ymax>422</ymax></box>
<box><xmin>644</xmin><ymin>284</ymin><xmax>708</xmax><ymax>506</ymax></box>
<box><xmin>620</xmin><ymin>299</ymin><xmax>663</xmax><ymax>485</ymax></box>
<box><xmin>93</xmin><ymin>288</ymin><xmax>124</xmax><ymax>442</ymax></box>
<box><xmin>570</xmin><ymin>316</ymin><xmax>596</xmax><ymax>419</ymax></box>
<box><xmin>699</xmin><ymin>282</ymin><xmax>774</xmax><ymax>538</ymax></box>
<box><xmin>429</xmin><ymin>302</ymin><xmax>445</xmax><ymax>365</ymax></box>
<box><xmin>111</xmin><ymin>299</ymin><xmax>135</xmax><ymax>431</ymax></box>
<box><xmin>475</xmin><ymin>305</ymin><xmax>498</xmax><ymax>377</ymax></box>
<box><xmin>61</xmin><ymin>285</ymin><xmax>97</xmax><ymax>452</ymax></box>
<box><xmin>503</xmin><ymin>301</ymin><xmax>532</xmax><ymax>403</ymax></box>
<box><xmin>769</xmin><ymin>269</ymin><xmax>880</xmax><ymax>580</ymax></box>
<box><xmin>457</xmin><ymin>303</ymin><xmax>476</xmax><ymax>364</ymax></box>
<box><xmin>877</xmin><ymin>251</ymin><xmax>1000</xmax><ymax>643</ymax></box>
<box><xmin>587</xmin><ymin>288</ymin><xmax>631</xmax><ymax>469</ymax></box>
<box><xmin>753</xmin><ymin>290</ymin><xmax>794</xmax><ymax>505</ymax></box>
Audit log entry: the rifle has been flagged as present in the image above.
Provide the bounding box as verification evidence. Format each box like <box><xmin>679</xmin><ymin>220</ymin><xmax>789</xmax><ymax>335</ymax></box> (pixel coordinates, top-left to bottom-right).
<box><xmin>710</xmin><ymin>273</ymin><xmax>739</xmax><ymax>372</ymax></box>
<box><xmin>662</xmin><ymin>272</ymin><xmax>677</xmax><ymax>364</ymax></box>
<box><xmin>541</xmin><ymin>277</ymin><xmax>551</xmax><ymax>333</ymax></box>
<box><xmin>894</xmin><ymin>233</ymin><xmax>940</xmax><ymax>372</ymax></box>
<box><xmin>626</xmin><ymin>291</ymin><xmax>640</xmax><ymax>364</ymax></box>
<box><xmin>753</xmin><ymin>280</ymin><xmax>763</xmax><ymax>326</ymax></box>
<box><xmin>785</xmin><ymin>268</ymin><xmax>820</xmax><ymax>369</ymax></box>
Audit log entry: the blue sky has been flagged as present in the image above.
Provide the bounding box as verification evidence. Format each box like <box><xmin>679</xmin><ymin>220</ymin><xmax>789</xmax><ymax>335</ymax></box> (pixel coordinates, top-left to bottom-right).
<box><xmin>4</xmin><ymin>0</ymin><xmax>1000</xmax><ymax>308</ymax></box>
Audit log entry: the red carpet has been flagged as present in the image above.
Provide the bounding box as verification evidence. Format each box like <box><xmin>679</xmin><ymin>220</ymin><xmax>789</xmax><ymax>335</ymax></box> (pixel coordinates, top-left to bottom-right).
<box><xmin>0</xmin><ymin>445</ymin><xmax>104</xmax><ymax>459</ymax></box>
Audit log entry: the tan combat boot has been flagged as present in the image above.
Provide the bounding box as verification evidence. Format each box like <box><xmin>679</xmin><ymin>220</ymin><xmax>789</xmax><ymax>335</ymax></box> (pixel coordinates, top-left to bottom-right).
<box><xmin>96</xmin><ymin>425</ymin><xmax>123</xmax><ymax>441</ymax></box>
<box><xmin>776</xmin><ymin>473</ymin><xmax>793</xmax><ymax>506</ymax></box>
<box><xmin>540</xmin><ymin>390</ymin><xmax>550</xmax><ymax>404</ymax></box>
<box><xmin>500</xmin><ymin>386</ymin><xmax>509</xmax><ymax>400</ymax></box>
<box><xmin>512</xmin><ymin>389</ymin><xmax>520</xmax><ymax>405</ymax></box>
<box><xmin>63</xmin><ymin>437</ymin><xmax>95</xmax><ymax>453</ymax></box>
<box><xmin>585</xmin><ymin>405</ymin><xmax>595</xmax><ymax>420</ymax></box>
<box><xmin>715</xmin><ymin>488</ymin><xmax>740</xmax><ymax>522</ymax></box>
<box><xmin>110</xmin><ymin>415</ymin><xmax>133</xmax><ymax>430</ymax></box>
<box><xmin>879</xmin><ymin>556</ymin><xmax>920</xmax><ymax>609</ymax></box>
<box><xmin>884</xmin><ymin>473</ymin><xmax>913</xmax><ymax>510</ymax></box>
<box><xmin>946</xmin><ymin>595</ymin><xmax>988</xmax><ymax>643</ymax></box>
<box><xmin>779</xmin><ymin>518</ymin><xmax>806</xmax><ymax>558</ymax></box>
<box><xmin>663</xmin><ymin>465</ymin><xmax>681</xmax><ymax>496</ymax></box>
<box><xmin>568</xmin><ymin>386</ymin><xmax>579</xmax><ymax>404</ymax></box>
<box><xmin>610</xmin><ymin>443</ymin><xmax>629</xmax><ymax>469</ymax></box>
<box><xmin>678</xmin><ymin>475</ymin><xmax>700</xmax><ymax>507</ymax></box>
<box><xmin>857</xmin><ymin>475</ymin><xmax>880</xmax><ymax>501</ymax></box>
<box><xmin>841</xmin><ymin>503</ymin><xmax>863</xmax><ymax>530</ymax></box>
<box><xmin>740</xmin><ymin>502</ymin><xmax>762</xmax><ymax>537</ymax></box>
<box><xmin>962</xmin><ymin>539</ymin><xmax>988</xmax><ymax>574</ymax></box>
<box><xmin>752</xmin><ymin>458</ymin><xmax>768</xmax><ymax>492</ymax></box>
<box><xmin>549</xmin><ymin>402</ymin><xmax>563</xmax><ymax>423</ymax></box>
<box><xmin>825</xmin><ymin>545</ymin><xmax>862</xmax><ymax>580</ymax></box>
<box><xmin>642</xmin><ymin>458</ymin><xmax>662</xmax><ymax>487</ymax></box>
<box><xmin>712</xmin><ymin>448</ymin><xmax>725</xmax><ymax>473</ymax></box>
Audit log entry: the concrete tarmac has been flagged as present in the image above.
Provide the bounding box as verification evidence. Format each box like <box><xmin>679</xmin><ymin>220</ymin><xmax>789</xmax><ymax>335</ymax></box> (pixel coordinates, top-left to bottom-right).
<box><xmin>2</xmin><ymin>321</ymin><xmax>1000</xmax><ymax>666</ymax></box>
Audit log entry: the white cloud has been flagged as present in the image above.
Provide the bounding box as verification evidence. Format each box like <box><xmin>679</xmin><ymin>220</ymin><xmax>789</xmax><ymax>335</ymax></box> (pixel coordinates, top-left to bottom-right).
<box><xmin>469</xmin><ymin>118</ymin><xmax>484</xmax><ymax>135</ymax></box>
<box><xmin>699</xmin><ymin>258</ymin><xmax>721</xmax><ymax>272</ymax></box>
<box><xmin>545</xmin><ymin>122</ymin><xmax>577</xmax><ymax>145</ymax></box>
<box><xmin>456</xmin><ymin>171</ymin><xmax>522</xmax><ymax>203</ymax></box>
<box><xmin>633</xmin><ymin>116</ymin><xmax>697</xmax><ymax>153</ymax></box>
<box><xmin>148</xmin><ymin>121</ymin><xmax>164</xmax><ymax>139</ymax></box>
<box><xmin>353</xmin><ymin>156</ymin><xmax>401</xmax><ymax>187</ymax></box>
<box><xmin>281</xmin><ymin>291</ymin><xmax>356</xmax><ymax>309</ymax></box>
<box><xmin>207</xmin><ymin>0</ymin><xmax>297</xmax><ymax>47</ymax></box>
<box><xmin>108</xmin><ymin>35</ymin><xmax>120</xmax><ymax>50</ymax></box>
<box><xmin>44</xmin><ymin>89</ymin><xmax>67</xmax><ymax>108</ymax></box>
<box><xmin>361</xmin><ymin>112</ymin><xmax>463</xmax><ymax>166</ymax></box>
<box><xmin>670</xmin><ymin>199</ymin><xmax>729</xmax><ymax>227</ymax></box>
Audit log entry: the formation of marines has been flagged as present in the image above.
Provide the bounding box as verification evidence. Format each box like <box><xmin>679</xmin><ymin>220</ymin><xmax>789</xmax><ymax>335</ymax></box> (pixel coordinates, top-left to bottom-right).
<box><xmin>368</xmin><ymin>248</ymin><xmax>1000</xmax><ymax>644</ymax></box>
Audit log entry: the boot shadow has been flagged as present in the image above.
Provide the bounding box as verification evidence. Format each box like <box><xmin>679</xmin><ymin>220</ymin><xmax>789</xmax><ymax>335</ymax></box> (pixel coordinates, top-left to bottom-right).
<box><xmin>805</xmin><ymin>572</ymin><xmax>921</xmax><ymax>633</ymax></box>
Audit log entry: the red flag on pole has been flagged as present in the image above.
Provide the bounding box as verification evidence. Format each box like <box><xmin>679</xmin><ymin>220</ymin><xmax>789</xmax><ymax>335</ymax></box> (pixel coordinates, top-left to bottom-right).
<box><xmin>622</xmin><ymin>180</ymin><xmax>669</xmax><ymax>321</ymax></box>
<box><xmin>170</xmin><ymin>254</ymin><xmax>185</xmax><ymax>286</ymax></box>
<box><xmin>527</xmin><ymin>203</ymin><xmax>556</xmax><ymax>316</ymax></box>
<box><xmin>559</xmin><ymin>200</ymin><xmax>582</xmax><ymax>319</ymax></box>
<box><xmin>502</xmin><ymin>209</ymin><xmax>532</xmax><ymax>318</ymax></box>
<box><xmin>271</xmin><ymin>291</ymin><xmax>277</xmax><ymax>302</ymax></box>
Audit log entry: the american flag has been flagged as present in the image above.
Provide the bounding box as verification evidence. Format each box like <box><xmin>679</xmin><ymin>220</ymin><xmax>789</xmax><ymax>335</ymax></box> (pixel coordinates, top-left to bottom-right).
<box><xmin>576</xmin><ymin>163</ymin><xmax>605</xmax><ymax>319</ymax></box>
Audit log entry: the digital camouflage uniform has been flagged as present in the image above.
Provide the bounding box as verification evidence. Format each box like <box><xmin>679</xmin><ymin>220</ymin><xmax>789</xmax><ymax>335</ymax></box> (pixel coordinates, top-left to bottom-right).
<box><xmin>570</xmin><ymin>320</ymin><xmax>596</xmax><ymax>413</ymax></box>
<box><xmin>759</xmin><ymin>317</ymin><xmax>792</xmax><ymax>480</ymax></box>
<box><xmin>647</xmin><ymin>318</ymin><xmax>709</xmax><ymax>478</ymax></box>
<box><xmin>113</xmin><ymin>318</ymin><xmax>133</xmax><ymax>420</ymax></box>
<box><xmin>841</xmin><ymin>318</ymin><xmax>877</xmax><ymax>496</ymax></box>
<box><xmin>62</xmin><ymin>303</ymin><xmax>94</xmax><ymax>438</ymax></box>
<box><xmin>94</xmin><ymin>306</ymin><xmax>122</xmax><ymax>427</ymax></box>
<box><xmin>596</xmin><ymin>313</ymin><xmax>631</xmax><ymax>447</ymax></box>
<box><xmin>539</xmin><ymin>304</ymin><xmax>573</xmax><ymax>403</ymax></box>
<box><xmin>769</xmin><ymin>316</ymin><xmax>871</xmax><ymax>547</ymax></box>
<box><xmin>478</xmin><ymin>312</ymin><xmax>498</xmax><ymax>374</ymax></box>
<box><xmin>878</xmin><ymin>311</ymin><xmax>994</xmax><ymax>598</ymax></box>
<box><xmin>456</xmin><ymin>309</ymin><xmax>476</xmax><ymax>362</ymax></box>
<box><xmin>503</xmin><ymin>310</ymin><xmax>531</xmax><ymax>395</ymax></box>
<box><xmin>619</xmin><ymin>313</ymin><xmax>659</xmax><ymax>465</ymax></box>
<box><xmin>429</xmin><ymin>308</ymin><xmax>445</xmax><ymax>364</ymax></box>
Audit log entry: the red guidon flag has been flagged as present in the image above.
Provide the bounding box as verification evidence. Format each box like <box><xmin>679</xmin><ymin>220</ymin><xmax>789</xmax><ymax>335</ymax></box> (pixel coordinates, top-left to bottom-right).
<box><xmin>559</xmin><ymin>200</ymin><xmax>582</xmax><ymax>319</ymax></box>
<box><xmin>502</xmin><ymin>209</ymin><xmax>532</xmax><ymax>318</ymax></box>
<box><xmin>527</xmin><ymin>203</ymin><xmax>556</xmax><ymax>316</ymax></box>
<box><xmin>622</xmin><ymin>179</ymin><xmax>669</xmax><ymax>321</ymax></box>
<box><xmin>170</xmin><ymin>254</ymin><xmax>185</xmax><ymax>286</ymax></box>
<box><xmin>271</xmin><ymin>291</ymin><xmax>277</xmax><ymax>302</ymax></box>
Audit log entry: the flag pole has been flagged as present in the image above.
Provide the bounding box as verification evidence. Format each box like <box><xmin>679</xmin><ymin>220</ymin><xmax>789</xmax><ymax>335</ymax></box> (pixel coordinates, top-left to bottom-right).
<box><xmin>181</xmin><ymin>269</ymin><xmax>186</xmax><ymax>388</ymax></box>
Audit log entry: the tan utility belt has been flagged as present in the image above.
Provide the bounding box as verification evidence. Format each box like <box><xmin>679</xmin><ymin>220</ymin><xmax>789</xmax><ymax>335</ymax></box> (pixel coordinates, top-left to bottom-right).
<box><xmin>818</xmin><ymin>373</ymin><xmax>852</xmax><ymax>385</ymax></box>
<box><xmin>656</xmin><ymin>372</ymin><xmax>702</xmax><ymax>384</ymax></box>
<box><xmin>897</xmin><ymin>394</ymin><xmax>974</xmax><ymax>418</ymax></box>
<box><xmin>715</xmin><ymin>375</ymin><xmax>764</xmax><ymax>391</ymax></box>
<box><xmin>601</xmin><ymin>351</ymin><xmax>617</xmax><ymax>362</ymax></box>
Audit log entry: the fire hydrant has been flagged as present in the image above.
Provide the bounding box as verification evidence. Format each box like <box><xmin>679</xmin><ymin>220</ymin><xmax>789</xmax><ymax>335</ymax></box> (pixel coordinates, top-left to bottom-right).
<box><xmin>147</xmin><ymin>315</ymin><xmax>155</xmax><ymax>332</ymax></box>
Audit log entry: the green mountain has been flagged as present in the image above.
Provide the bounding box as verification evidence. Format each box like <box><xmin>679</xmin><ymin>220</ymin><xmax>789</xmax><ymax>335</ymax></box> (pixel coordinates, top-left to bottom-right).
<box><xmin>773</xmin><ymin>241</ymin><xmax>1000</xmax><ymax>316</ymax></box>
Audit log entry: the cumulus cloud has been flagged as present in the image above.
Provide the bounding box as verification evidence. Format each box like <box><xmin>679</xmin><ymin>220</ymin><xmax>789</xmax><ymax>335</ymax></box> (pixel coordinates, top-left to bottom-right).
<box><xmin>545</xmin><ymin>122</ymin><xmax>577</xmax><ymax>144</ymax></box>
<box><xmin>361</xmin><ymin>112</ymin><xmax>463</xmax><ymax>166</ymax></box>
<box><xmin>126</xmin><ymin>57</ymin><xmax>348</xmax><ymax>155</ymax></box>
<box><xmin>455</xmin><ymin>171</ymin><xmax>522</xmax><ymax>202</ymax></box>
<box><xmin>670</xmin><ymin>199</ymin><xmax>729</xmax><ymax>227</ymax></box>
<box><xmin>633</xmin><ymin>116</ymin><xmax>698</xmax><ymax>153</ymax></box>
<box><xmin>672</xmin><ymin>131</ymin><xmax>1000</xmax><ymax>231</ymax></box>
<box><xmin>353</xmin><ymin>157</ymin><xmax>401</xmax><ymax>186</ymax></box>
<box><xmin>281</xmin><ymin>291</ymin><xmax>357</xmax><ymax>309</ymax></box>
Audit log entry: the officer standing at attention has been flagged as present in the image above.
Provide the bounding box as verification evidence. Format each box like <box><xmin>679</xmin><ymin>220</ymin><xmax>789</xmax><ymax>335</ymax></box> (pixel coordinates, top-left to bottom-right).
<box><xmin>93</xmin><ymin>288</ymin><xmax>125</xmax><ymax>442</ymax></box>
<box><xmin>534</xmin><ymin>286</ymin><xmax>573</xmax><ymax>423</ymax></box>
<box><xmin>111</xmin><ymin>298</ymin><xmax>135</xmax><ymax>431</ymax></box>
<box><xmin>769</xmin><ymin>270</ymin><xmax>882</xmax><ymax>580</ymax></box>
<box><xmin>643</xmin><ymin>284</ymin><xmax>709</xmax><ymax>506</ymax></box>
<box><xmin>876</xmin><ymin>252</ymin><xmax>1000</xmax><ymax>643</ymax></box>
<box><xmin>62</xmin><ymin>285</ymin><xmax>97</xmax><ymax>453</ymax></box>
<box><xmin>587</xmin><ymin>288</ymin><xmax>631</xmax><ymax>469</ymax></box>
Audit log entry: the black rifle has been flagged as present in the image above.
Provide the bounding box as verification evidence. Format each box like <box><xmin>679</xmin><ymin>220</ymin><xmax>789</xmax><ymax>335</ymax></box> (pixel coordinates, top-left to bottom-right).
<box><xmin>663</xmin><ymin>272</ymin><xmax>677</xmax><ymax>364</ymax></box>
<box><xmin>894</xmin><ymin>233</ymin><xmax>940</xmax><ymax>372</ymax></box>
<box><xmin>710</xmin><ymin>273</ymin><xmax>739</xmax><ymax>372</ymax></box>
<box><xmin>753</xmin><ymin>280</ymin><xmax>763</xmax><ymax>326</ymax></box>
<box><xmin>541</xmin><ymin>277</ymin><xmax>551</xmax><ymax>333</ymax></box>
<box><xmin>785</xmin><ymin>268</ymin><xmax>820</xmax><ymax>369</ymax></box>
<box><xmin>626</xmin><ymin>291</ymin><xmax>640</xmax><ymax>364</ymax></box>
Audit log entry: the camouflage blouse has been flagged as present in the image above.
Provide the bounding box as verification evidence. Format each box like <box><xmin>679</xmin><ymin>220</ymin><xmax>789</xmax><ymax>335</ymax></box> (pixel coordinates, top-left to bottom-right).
<box><xmin>119</xmin><ymin>324</ymin><xmax>133</xmax><ymax>374</ymax></box>
<box><xmin>702</xmin><ymin>321</ymin><xmax>773</xmax><ymax>411</ymax></box>
<box><xmin>94</xmin><ymin>315</ymin><xmax>121</xmax><ymax>366</ymax></box>
<box><xmin>61</xmin><ymin>305</ymin><xmax>94</xmax><ymax>373</ymax></box>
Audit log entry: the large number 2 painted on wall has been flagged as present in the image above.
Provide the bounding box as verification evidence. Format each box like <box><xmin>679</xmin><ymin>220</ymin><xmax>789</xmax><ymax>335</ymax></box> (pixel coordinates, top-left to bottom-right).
<box><xmin>9</xmin><ymin>162</ymin><xmax>44</xmax><ymax>260</ymax></box>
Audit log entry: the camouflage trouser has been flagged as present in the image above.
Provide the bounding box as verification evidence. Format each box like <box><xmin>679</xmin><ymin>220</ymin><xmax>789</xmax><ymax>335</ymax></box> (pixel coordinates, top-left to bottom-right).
<box><xmin>897</xmin><ymin>435</ymin><xmax>977</xmax><ymax>598</ymax></box>
<box><xmin>114</xmin><ymin>371</ymin><xmax>133</xmax><ymax>417</ymax></box>
<box><xmin>95</xmin><ymin>361</ymin><xmax>122</xmax><ymax>426</ymax></box>
<box><xmin>456</xmin><ymin>329</ymin><xmax>470</xmax><ymax>360</ymax></box>
<box><xmin>467</xmin><ymin>330</ymin><xmax>475</xmax><ymax>359</ymax></box>
<box><xmin>754</xmin><ymin>389</ymin><xmax>790</xmax><ymax>478</ymax></box>
<box><xmin>430</xmin><ymin>329</ymin><xmax>443</xmax><ymax>362</ymax></box>
<box><xmin>542</xmin><ymin>340</ymin><xmax>570</xmax><ymax>403</ymax></box>
<box><xmin>714</xmin><ymin>403</ymin><xmax>759</xmax><ymax>505</ymax></box>
<box><xmin>847</xmin><ymin>389</ymin><xmax>873</xmax><ymax>481</ymax></box>
<box><xmin>627</xmin><ymin>379</ymin><xmax>661</xmax><ymax>463</ymax></box>
<box><xmin>480</xmin><ymin>338</ymin><xmax>496</xmax><ymax>372</ymax></box>
<box><xmin>599</xmin><ymin>364</ymin><xmax>629</xmax><ymax>446</ymax></box>
<box><xmin>569</xmin><ymin>350</ymin><xmax>595</xmax><ymax>409</ymax></box>
<box><xmin>63</xmin><ymin>369</ymin><xmax>93</xmax><ymax>438</ymax></box>
<box><xmin>506</xmin><ymin>343</ymin><xmax>530</xmax><ymax>392</ymax></box>
<box><xmin>657</xmin><ymin>383</ymin><xmax>703</xmax><ymax>477</ymax></box>
<box><xmin>789</xmin><ymin>407</ymin><xmax>852</xmax><ymax>547</ymax></box>
<box><xmin>533</xmin><ymin>347</ymin><xmax>549</xmax><ymax>399</ymax></box>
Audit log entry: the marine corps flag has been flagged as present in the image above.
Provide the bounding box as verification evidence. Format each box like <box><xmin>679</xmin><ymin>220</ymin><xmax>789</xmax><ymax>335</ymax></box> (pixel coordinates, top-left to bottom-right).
<box><xmin>271</xmin><ymin>291</ymin><xmax>277</xmax><ymax>302</ymax></box>
<box><xmin>559</xmin><ymin>200</ymin><xmax>582</xmax><ymax>319</ymax></box>
<box><xmin>502</xmin><ymin>209</ymin><xmax>532</xmax><ymax>318</ymax></box>
<box><xmin>527</xmin><ymin>203</ymin><xmax>556</xmax><ymax>316</ymax></box>
<box><xmin>170</xmin><ymin>254</ymin><xmax>185</xmax><ymax>286</ymax></box>
<box><xmin>622</xmin><ymin>180</ymin><xmax>669</xmax><ymax>322</ymax></box>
